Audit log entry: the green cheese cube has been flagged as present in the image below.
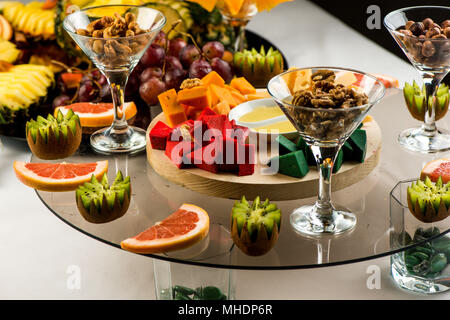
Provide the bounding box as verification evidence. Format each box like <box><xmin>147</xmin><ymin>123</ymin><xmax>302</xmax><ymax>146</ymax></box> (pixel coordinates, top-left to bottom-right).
<box><xmin>342</xmin><ymin>141</ymin><xmax>354</xmax><ymax>161</ymax></box>
<box><xmin>276</xmin><ymin>150</ymin><xmax>309</xmax><ymax>178</ymax></box>
<box><xmin>276</xmin><ymin>135</ymin><xmax>297</xmax><ymax>155</ymax></box>
<box><xmin>333</xmin><ymin>149</ymin><xmax>344</xmax><ymax>173</ymax></box>
<box><xmin>347</xmin><ymin>129</ymin><xmax>367</xmax><ymax>163</ymax></box>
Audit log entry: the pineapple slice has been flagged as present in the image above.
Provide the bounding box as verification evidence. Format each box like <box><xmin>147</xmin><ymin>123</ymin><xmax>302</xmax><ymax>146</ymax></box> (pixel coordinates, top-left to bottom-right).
<box><xmin>2</xmin><ymin>2</ymin><xmax>55</xmax><ymax>39</ymax></box>
<box><xmin>0</xmin><ymin>39</ymin><xmax>20</xmax><ymax>63</ymax></box>
<box><xmin>0</xmin><ymin>64</ymin><xmax>54</xmax><ymax>110</ymax></box>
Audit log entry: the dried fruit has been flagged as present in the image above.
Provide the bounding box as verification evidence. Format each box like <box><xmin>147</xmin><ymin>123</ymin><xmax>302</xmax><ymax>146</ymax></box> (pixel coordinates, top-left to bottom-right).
<box><xmin>26</xmin><ymin>109</ymin><xmax>81</xmax><ymax>160</ymax></box>
<box><xmin>231</xmin><ymin>196</ymin><xmax>281</xmax><ymax>256</ymax></box>
<box><xmin>76</xmin><ymin>171</ymin><xmax>131</xmax><ymax>224</ymax></box>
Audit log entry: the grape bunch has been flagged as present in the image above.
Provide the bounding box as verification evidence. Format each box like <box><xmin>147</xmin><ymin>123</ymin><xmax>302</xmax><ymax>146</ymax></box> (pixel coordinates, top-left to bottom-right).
<box><xmin>52</xmin><ymin>31</ymin><xmax>234</xmax><ymax>109</ymax></box>
<box><xmin>136</xmin><ymin>30</ymin><xmax>234</xmax><ymax>106</ymax></box>
<box><xmin>52</xmin><ymin>69</ymin><xmax>110</xmax><ymax>109</ymax></box>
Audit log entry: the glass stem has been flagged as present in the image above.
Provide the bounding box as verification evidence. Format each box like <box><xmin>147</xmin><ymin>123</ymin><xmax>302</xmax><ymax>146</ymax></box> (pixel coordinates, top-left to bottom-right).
<box><xmin>233</xmin><ymin>22</ymin><xmax>248</xmax><ymax>52</ymax></box>
<box><xmin>421</xmin><ymin>72</ymin><xmax>444</xmax><ymax>136</ymax></box>
<box><xmin>104</xmin><ymin>70</ymin><xmax>129</xmax><ymax>130</ymax></box>
<box><xmin>310</xmin><ymin>144</ymin><xmax>341</xmax><ymax>216</ymax></box>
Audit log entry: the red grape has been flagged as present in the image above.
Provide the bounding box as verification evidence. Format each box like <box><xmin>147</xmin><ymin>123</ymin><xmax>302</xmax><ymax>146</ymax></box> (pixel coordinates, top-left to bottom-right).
<box><xmin>139</xmin><ymin>77</ymin><xmax>167</xmax><ymax>106</ymax></box>
<box><xmin>202</xmin><ymin>41</ymin><xmax>224</xmax><ymax>60</ymax></box>
<box><xmin>179</xmin><ymin>44</ymin><xmax>201</xmax><ymax>68</ymax></box>
<box><xmin>141</xmin><ymin>44</ymin><xmax>165</xmax><ymax>67</ymax></box>
<box><xmin>90</xmin><ymin>69</ymin><xmax>101</xmax><ymax>79</ymax></box>
<box><xmin>82</xmin><ymin>69</ymin><xmax>107</xmax><ymax>86</ymax></box>
<box><xmin>164</xmin><ymin>68</ymin><xmax>187</xmax><ymax>90</ymax></box>
<box><xmin>211</xmin><ymin>57</ymin><xmax>232</xmax><ymax>83</ymax></box>
<box><xmin>97</xmin><ymin>74</ymin><xmax>107</xmax><ymax>86</ymax></box>
<box><xmin>189</xmin><ymin>59</ymin><xmax>212</xmax><ymax>79</ymax></box>
<box><xmin>78</xmin><ymin>81</ymin><xmax>97</xmax><ymax>102</ymax></box>
<box><xmin>153</xmin><ymin>31</ymin><xmax>167</xmax><ymax>48</ymax></box>
<box><xmin>165</xmin><ymin>56</ymin><xmax>183</xmax><ymax>71</ymax></box>
<box><xmin>140</xmin><ymin>67</ymin><xmax>163</xmax><ymax>83</ymax></box>
<box><xmin>168</xmin><ymin>38</ymin><xmax>187</xmax><ymax>58</ymax></box>
<box><xmin>53</xmin><ymin>95</ymin><xmax>71</xmax><ymax>109</ymax></box>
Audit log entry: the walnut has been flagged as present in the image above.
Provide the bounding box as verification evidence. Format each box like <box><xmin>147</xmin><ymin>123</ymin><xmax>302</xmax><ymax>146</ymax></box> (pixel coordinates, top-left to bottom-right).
<box><xmin>180</xmin><ymin>78</ymin><xmax>203</xmax><ymax>89</ymax></box>
<box><xmin>125</xmin><ymin>12</ymin><xmax>136</xmax><ymax>24</ymax></box>
<box><xmin>92</xmin><ymin>30</ymin><xmax>103</xmax><ymax>38</ymax></box>
<box><xmin>292</xmin><ymin>90</ymin><xmax>313</xmax><ymax>107</ymax></box>
<box><xmin>311</xmin><ymin>70</ymin><xmax>336</xmax><ymax>82</ymax></box>
<box><xmin>108</xmin><ymin>40</ymin><xmax>132</xmax><ymax>54</ymax></box>
<box><xmin>76</xmin><ymin>28</ymin><xmax>89</xmax><ymax>36</ymax></box>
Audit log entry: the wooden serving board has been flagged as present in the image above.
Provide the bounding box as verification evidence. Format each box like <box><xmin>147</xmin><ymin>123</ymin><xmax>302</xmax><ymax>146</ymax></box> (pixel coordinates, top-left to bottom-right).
<box><xmin>146</xmin><ymin>113</ymin><xmax>382</xmax><ymax>201</ymax></box>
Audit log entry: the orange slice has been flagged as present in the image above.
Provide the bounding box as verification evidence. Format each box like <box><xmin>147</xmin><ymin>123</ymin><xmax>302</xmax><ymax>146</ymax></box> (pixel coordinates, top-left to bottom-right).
<box><xmin>121</xmin><ymin>204</ymin><xmax>210</xmax><ymax>254</ymax></box>
<box><xmin>54</xmin><ymin>102</ymin><xmax>137</xmax><ymax>128</ymax></box>
<box><xmin>256</xmin><ymin>0</ymin><xmax>292</xmax><ymax>12</ymax></box>
<box><xmin>420</xmin><ymin>158</ymin><xmax>450</xmax><ymax>184</ymax></box>
<box><xmin>13</xmin><ymin>160</ymin><xmax>108</xmax><ymax>192</ymax></box>
<box><xmin>225</xmin><ymin>0</ymin><xmax>245</xmax><ymax>16</ymax></box>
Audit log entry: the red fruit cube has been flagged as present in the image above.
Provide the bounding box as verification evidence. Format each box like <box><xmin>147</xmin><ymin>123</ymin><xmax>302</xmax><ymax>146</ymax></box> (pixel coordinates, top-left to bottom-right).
<box><xmin>238</xmin><ymin>163</ymin><xmax>255</xmax><ymax>176</ymax></box>
<box><xmin>237</xmin><ymin>143</ymin><xmax>256</xmax><ymax>176</ymax></box>
<box><xmin>188</xmin><ymin>144</ymin><xmax>220</xmax><ymax>173</ymax></box>
<box><xmin>198</xmin><ymin>107</ymin><xmax>217</xmax><ymax>121</ymax></box>
<box><xmin>203</xmin><ymin>115</ymin><xmax>233</xmax><ymax>139</ymax></box>
<box><xmin>165</xmin><ymin>140</ymin><xmax>198</xmax><ymax>168</ymax></box>
<box><xmin>149</xmin><ymin>121</ymin><xmax>172</xmax><ymax>150</ymax></box>
<box><xmin>231</xmin><ymin>124</ymin><xmax>250</xmax><ymax>144</ymax></box>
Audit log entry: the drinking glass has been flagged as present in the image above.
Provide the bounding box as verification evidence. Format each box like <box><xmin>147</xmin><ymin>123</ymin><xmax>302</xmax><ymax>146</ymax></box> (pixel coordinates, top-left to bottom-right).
<box><xmin>216</xmin><ymin>0</ymin><xmax>258</xmax><ymax>52</ymax></box>
<box><xmin>268</xmin><ymin>67</ymin><xmax>385</xmax><ymax>236</ymax></box>
<box><xmin>390</xmin><ymin>179</ymin><xmax>450</xmax><ymax>294</ymax></box>
<box><xmin>63</xmin><ymin>5</ymin><xmax>166</xmax><ymax>154</ymax></box>
<box><xmin>384</xmin><ymin>6</ymin><xmax>450</xmax><ymax>153</ymax></box>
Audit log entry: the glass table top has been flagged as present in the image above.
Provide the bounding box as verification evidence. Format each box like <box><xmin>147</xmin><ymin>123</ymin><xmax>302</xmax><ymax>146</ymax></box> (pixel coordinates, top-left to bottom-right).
<box><xmin>34</xmin><ymin>90</ymin><xmax>450</xmax><ymax>270</ymax></box>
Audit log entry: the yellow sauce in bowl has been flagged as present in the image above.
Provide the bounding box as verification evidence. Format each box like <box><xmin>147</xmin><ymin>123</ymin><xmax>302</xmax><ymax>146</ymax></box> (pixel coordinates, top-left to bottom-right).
<box><xmin>238</xmin><ymin>106</ymin><xmax>284</xmax><ymax>123</ymax></box>
<box><xmin>253</xmin><ymin>120</ymin><xmax>296</xmax><ymax>134</ymax></box>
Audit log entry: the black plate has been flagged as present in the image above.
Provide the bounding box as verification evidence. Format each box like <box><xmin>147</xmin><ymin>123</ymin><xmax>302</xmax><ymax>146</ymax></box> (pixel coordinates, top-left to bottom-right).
<box><xmin>0</xmin><ymin>31</ymin><xmax>289</xmax><ymax>140</ymax></box>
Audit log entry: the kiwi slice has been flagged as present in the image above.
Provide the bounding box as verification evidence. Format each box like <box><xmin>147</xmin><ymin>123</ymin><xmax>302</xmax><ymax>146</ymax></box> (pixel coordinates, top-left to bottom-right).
<box><xmin>26</xmin><ymin>109</ymin><xmax>82</xmax><ymax>160</ymax></box>
<box><xmin>403</xmin><ymin>81</ymin><xmax>449</xmax><ymax>121</ymax></box>
<box><xmin>407</xmin><ymin>176</ymin><xmax>450</xmax><ymax>223</ymax></box>
<box><xmin>231</xmin><ymin>196</ymin><xmax>281</xmax><ymax>256</ymax></box>
<box><xmin>76</xmin><ymin>171</ymin><xmax>131</xmax><ymax>224</ymax></box>
<box><xmin>233</xmin><ymin>46</ymin><xmax>284</xmax><ymax>88</ymax></box>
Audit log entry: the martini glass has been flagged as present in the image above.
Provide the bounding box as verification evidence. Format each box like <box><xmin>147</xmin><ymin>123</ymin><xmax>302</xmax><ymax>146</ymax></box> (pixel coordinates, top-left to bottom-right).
<box><xmin>63</xmin><ymin>5</ymin><xmax>166</xmax><ymax>154</ymax></box>
<box><xmin>384</xmin><ymin>6</ymin><xmax>450</xmax><ymax>153</ymax></box>
<box><xmin>216</xmin><ymin>0</ymin><xmax>258</xmax><ymax>52</ymax></box>
<box><xmin>268</xmin><ymin>67</ymin><xmax>385</xmax><ymax>236</ymax></box>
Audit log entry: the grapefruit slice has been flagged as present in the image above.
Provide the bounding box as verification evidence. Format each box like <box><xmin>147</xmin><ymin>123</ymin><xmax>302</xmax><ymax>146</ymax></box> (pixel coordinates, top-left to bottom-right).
<box><xmin>13</xmin><ymin>160</ymin><xmax>108</xmax><ymax>192</ymax></box>
<box><xmin>420</xmin><ymin>158</ymin><xmax>450</xmax><ymax>183</ymax></box>
<box><xmin>353</xmin><ymin>73</ymin><xmax>399</xmax><ymax>89</ymax></box>
<box><xmin>121</xmin><ymin>204</ymin><xmax>210</xmax><ymax>254</ymax></box>
<box><xmin>55</xmin><ymin>102</ymin><xmax>137</xmax><ymax>129</ymax></box>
